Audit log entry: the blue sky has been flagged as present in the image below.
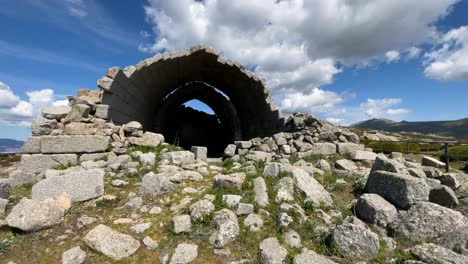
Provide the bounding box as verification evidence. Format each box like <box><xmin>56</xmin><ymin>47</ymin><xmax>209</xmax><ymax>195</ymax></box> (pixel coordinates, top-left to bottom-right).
<box><xmin>0</xmin><ymin>0</ymin><xmax>467</xmax><ymax>140</ymax></box>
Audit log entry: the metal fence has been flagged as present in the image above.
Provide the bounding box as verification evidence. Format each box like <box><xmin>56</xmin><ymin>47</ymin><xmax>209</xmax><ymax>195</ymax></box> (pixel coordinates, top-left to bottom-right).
<box><xmin>363</xmin><ymin>140</ymin><xmax>468</xmax><ymax>172</ymax></box>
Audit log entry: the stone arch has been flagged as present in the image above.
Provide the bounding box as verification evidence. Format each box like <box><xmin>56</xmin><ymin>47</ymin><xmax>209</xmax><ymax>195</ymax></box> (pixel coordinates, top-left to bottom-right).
<box><xmin>97</xmin><ymin>45</ymin><xmax>284</xmax><ymax>149</ymax></box>
<box><xmin>153</xmin><ymin>81</ymin><xmax>242</xmax><ymax>142</ymax></box>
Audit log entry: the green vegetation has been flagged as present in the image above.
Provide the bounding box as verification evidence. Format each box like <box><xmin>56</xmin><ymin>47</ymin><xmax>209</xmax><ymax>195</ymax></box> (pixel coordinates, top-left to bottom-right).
<box><xmin>366</xmin><ymin>141</ymin><xmax>420</xmax><ymax>153</ymax></box>
<box><xmin>445</xmin><ymin>145</ymin><xmax>468</xmax><ymax>161</ymax></box>
<box><xmin>0</xmin><ymin>155</ymin><xmax>20</xmax><ymax>168</ymax></box>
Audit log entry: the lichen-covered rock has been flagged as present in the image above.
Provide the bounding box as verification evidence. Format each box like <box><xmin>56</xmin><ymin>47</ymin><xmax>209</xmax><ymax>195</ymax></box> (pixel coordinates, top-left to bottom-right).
<box><xmin>293</xmin><ymin>248</ymin><xmax>337</xmax><ymax>264</ymax></box>
<box><xmin>410</xmin><ymin>243</ymin><xmax>468</xmax><ymax>264</ymax></box>
<box><xmin>224</xmin><ymin>144</ymin><xmax>237</xmax><ymax>157</ymax></box>
<box><xmin>32</xmin><ymin>119</ymin><xmax>58</xmax><ymax>136</ymax></box>
<box><xmin>435</xmin><ymin>226</ymin><xmax>468</xmax><ymax>255</ymax></box>
<box><xmin>172</xmin><ymin>215</ymin><xmax>192</xmax><ymax>234</ymax></box>
<box><xmin>263</xmin><ymin>162</ymin><xmax>281</xmax><ymax>177</ymax></box>
<box><xmin>290</xmin><ymin>168</ymin><xmax>332</xmax><ymax>206</ymax></box>
<box><xmin>161</xmin><ymin>151</ymin><xmax>195</xmax><ymax>165</ymax></box>
<box><xmin>32</xmin><ymin>169</ymin><xmax>104</xmax><ymax>202</ymax></box>
<box><xmin>331</xmin><ymin>217</ymin><xmax>380</xmax><ymax>259</ymax></box>
<box><xmin>128</xmin><ymin>132</ymin><xmax>164</xmax><ymax>148</ymax></box>
<box><xmin>6</xmin><ymin>198</ymin><xmax>65</xmax><ymax>231</ymax></box>
<box><xmin>62</xmin><ymin>246</ymin><xmax>86</xmax><ymax>264</ymax></box>
<box><xmin>209</xmin><ymin>209</ymin><xmax>239</xmax><ymax>248</ymax></box>
<box><xmin>254</xmin><ymin>177</ymin><xmax>269</xmax><ymax>207</ymax></box>
<box><xmin>258</xmin><ymin>237</ymin><xmax>287</xmax><ymax>264</ymax></box>
<box><xmin>284</xmin><ymin>230</ymin><xmax>302</xmax><ymax>248</ymax></box>
<box><xmin>83</xmin><ymin>224</ymin><xmax>140</xmax><ymax>260</ymax></box>
<box><xmin>356</xmin><ymin>193</ymin><xmax>398</xmax><ymax>228</ymax></box>
<box><xmin>140</xmin><ymin>172</ymin><xmax>176</xmax><ymax>197</ymax></box>
<box><xmin>169</xmin><ymin>243</ymin><xmax>198</xmax><ymax>264</ymax></box>
<box><xmin>189</xmin><ymin>199</ymin><xmax>215</xmax><ymax>221</ymax></box>
<box><xmin>429</xmin><ymin>185</ymin><xmax>459</xmax><ymax>207</ymax></box>
<box><xmin>244</xmin><ymin>213</ymin><xmax>263</xmax><ymax>232</ymax></box>
<box><xmin>397</xmin><ymin>202</ymin><xmax>467</xmax><ymax>242</ymax></box>
<box><xmin>365</xmin><ymin>170</ymin><xmax>429</xmax><ymax>209</ymax></box>
<box><xmin>213</xmin><ymin>173</ymin><xmax>246</xmax><ymax>190</ymax></box>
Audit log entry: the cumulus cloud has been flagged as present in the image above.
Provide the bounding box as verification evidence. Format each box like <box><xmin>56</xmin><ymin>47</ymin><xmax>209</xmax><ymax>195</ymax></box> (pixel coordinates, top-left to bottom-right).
<box><xmin>0</xmin><ymin>82</ymin><xmax>20</xmax><ymax>108</ymax></box>
<box><xmin>140</xmin><ymin>0</ymin><xmax>458</xmax><ymax>120</ymax></box>
<box><xmin>279</xmin><ymin>88</ymin><xmax>345</xmax><ymax>115</ymax></box>
<box><xmin>385</xmin><ymin>51</ymin><xmax>400</xmax><ymax>63</ymax></box>
<box><xmin>318</xmin><ymin>98</ymin><xmax>409</xmax><ymax>126</ymax></box>
<box><xmin>424</xmin><ymin>26</ymin><xmax>468</xmax><ymax>80</ymax></box>
<box><xmin>0</xmin><ymin>82</ymin><xmax>66</xmax><ymax>127</ymax></box>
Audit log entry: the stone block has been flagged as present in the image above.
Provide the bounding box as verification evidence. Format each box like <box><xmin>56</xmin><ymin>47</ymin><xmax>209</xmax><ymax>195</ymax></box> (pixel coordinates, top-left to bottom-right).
<box><xmin>40</xmin><ymin>135</ymin><xmax>110</xmax><ymax>153</ymax></box>
<box><xmin>20</xmin><ymin>154</ymin><xmax>78</xmax><ymax>174</ymax></box>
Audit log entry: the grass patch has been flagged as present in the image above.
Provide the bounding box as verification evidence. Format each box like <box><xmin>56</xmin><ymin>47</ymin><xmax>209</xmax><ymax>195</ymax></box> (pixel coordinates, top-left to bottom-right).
<box><xmin>0</xmin><ymin>155</ymin><xmax>20</xmax><ymax>168</ymax></box>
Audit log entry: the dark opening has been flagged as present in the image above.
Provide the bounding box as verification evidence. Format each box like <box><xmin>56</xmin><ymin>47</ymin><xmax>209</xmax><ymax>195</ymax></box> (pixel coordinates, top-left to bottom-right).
<box><xmin>161</xmin><ymin>100</ymin><xmax>234</xmax><ymax>157</ymax></box>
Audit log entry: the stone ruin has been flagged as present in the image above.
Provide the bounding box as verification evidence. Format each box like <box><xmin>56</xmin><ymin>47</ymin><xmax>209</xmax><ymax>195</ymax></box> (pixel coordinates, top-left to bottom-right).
<box><xmin>12</xmin><ymin>45</ymin><xmax>295</xmax><ymax>185</ymax></box>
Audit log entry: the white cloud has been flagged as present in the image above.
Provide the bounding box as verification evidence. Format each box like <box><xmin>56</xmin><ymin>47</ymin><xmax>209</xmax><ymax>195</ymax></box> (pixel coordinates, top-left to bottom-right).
<box><xmin>0</xmin><ymin>82</ymin><xmax>67</xmax><ymax>127</ymax></box>
<box><xmin>0</xmin><ymin>81</ymin><xmax>20</xmax><ymax>108</ymax></box>
<box><xmin>385</xmin><ymin>50</ymin><xmax>400</xmax><ymax>63</ymax></box>
<box><xmin>360</xmin><ymin>98</ymin><xmax>409</xmax><ymax>118</ymax></box>
<box><xmin>279</xmin><ymin>88</ymin><xmax>345</xmax><ymax>115</ymax></box>
<box><xmin>64</xmin><ymin>0</ymin><xmax>87</xmax><ymax>17</ymax></box>
<box><xmin>325</xmin><ymin>118</ymin><xmax>344</xmax><ymax>125</ymax></box>
<box><xmin>424</xmin><ymin>26</ymin><xmax>468</xmax><ymax>80</ymax></box>
<box><xmin>406</xmin><ymin>47</ymin><xmax>422</xmax><ymax>59</ymax></box>
<box><xmin>140</xmin><ymin>0</ymin><xmax>459</xmax><ymax>122</ymax></box>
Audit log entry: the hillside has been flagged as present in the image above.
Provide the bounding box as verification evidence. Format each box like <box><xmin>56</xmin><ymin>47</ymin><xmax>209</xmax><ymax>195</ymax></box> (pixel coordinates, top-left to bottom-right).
<box><xmin>0</xmin><ymin>138</ymin><xmax>24</xmax><ymax>153</ymax></box>
<box><xmin>351</xmin><ymin>118</ymin><xmax>468</xmax><ymax>139</ymax></box>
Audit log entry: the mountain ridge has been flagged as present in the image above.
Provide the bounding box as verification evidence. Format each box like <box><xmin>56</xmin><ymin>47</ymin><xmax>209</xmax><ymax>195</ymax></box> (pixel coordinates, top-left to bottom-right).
<box><xmin>0</xmin><ymin>138</ymin><xmax>24</xmax><ymax>153</ymax></box>
<box><xmin>350</xmin><ymin>117</ymin><xmax>468</xmax><ymax>139</ymax></box>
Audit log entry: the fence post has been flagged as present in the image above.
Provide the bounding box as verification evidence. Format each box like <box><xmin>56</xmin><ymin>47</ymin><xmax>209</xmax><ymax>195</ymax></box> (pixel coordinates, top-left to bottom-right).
<box><xmin>444</xmin><ymin>143</ymin><xmax>449</xmax><ymax>173</ymax></box>
<box><xmin>406</xmin><ymin>142</ymin><xmax>409</xmax><ymax>154</ymax></box>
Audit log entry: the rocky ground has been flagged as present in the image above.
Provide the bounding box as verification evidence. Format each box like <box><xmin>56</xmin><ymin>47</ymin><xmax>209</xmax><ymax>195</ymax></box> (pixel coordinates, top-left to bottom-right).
<box><xmin>0</xmin><ymin>114</ymin><xmax>467</xmax><ymax>264</ymax></box>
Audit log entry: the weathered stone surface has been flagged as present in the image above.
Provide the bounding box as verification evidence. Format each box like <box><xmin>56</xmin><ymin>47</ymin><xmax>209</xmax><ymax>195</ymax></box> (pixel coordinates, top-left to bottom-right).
<box><xmin>128</xmin><ymin>132</ymin><xmax>164</xmax><ymax>148</ymax></box>
<box><xmin>123</xmin><ymin>121</ymin><xmax>142</xmax><ymax>132</ymax></box>
<box><xmin>139</xmin><ymin>152</ymin><xmax>156</xmax><ymax>166</ymax></box>
<box><xmin>42</xmin><ymin>106</ymin><xmax>70</xmax><ymax>120</ymax></box>
<box><xmin>365</xmin><ymin>170</ymin><xmax>430</xmax><ymax>209</ymax></box>
<box><xmin>64</xmin><ymin>104</ymin><xmax>91</xmax><ymax>123</ymax></box>
<box><xmin>275</xmin><ymin>177</ymin><xmax>295</xmax><ymax>203</ymax></box>
<box><xmin>258</xmin><ymin>237</ymin><xmax>287</xmax><ymax>264</ymax></box>
<box><xmin>356</xmin><ymin>193</ymin><xmax>398</xmax><ymax>227</ymax></box>
<box><xmin>222</xmin><ymin>195</ymin><xmax>242</xmax><ymax>208</ymax></box>
<box><xmin>62</xmin><ymin>246</ymin><xmax>86</xmax><ymax>264</ymax></box>
<box><xmin>397</xmin><ymin>202</ymin><xmax>467</xmax><ymax>242</ymax></box>
<box><xmin>32</xmin><ymin>169</ymin><xmax>104</xmax><ymax>202</ymax></box>
<box><xmin>189</xmin><ymin>199</ymin><xmax>215</xmax><ymax>221</ymax></box>
<box><xmin>40</xmin><ymin>135</ymin><xmax>110</xmax><ymax>154</ymax></box>
<box><xmin>224</xmin><ymin>144</ymin><xmax>237</xmax><ymax>157</ymax></box>
<box><xmin>331</xmin><ymin>217</ymin><xmax>380</xmax><ymax>258</ymax></box>
<box><xmin>236</xmin><ymin>203</ymin><xmax>254</xmax><ymax>216</ymax></box>
<box><xmin>435</xmin><ymin>226</ymin><xmax>468</xmax><ymax>255</ymax></box>
<box><xmin>350</xmin><ymin>150</ymin><xmax>377</xmax><ymax>161</ymax></box>
<box><xmin>254</xmin><ymin>177</ymin><xmax>269</xmax><ymax>207</ymax></box>
<box><xmin>161</xmin><ymin>151</ymin><xmax>195</xmax><ymax>165</ymax></box>
<box><xmin>263</xmin><ymin>162</ymin><xmax>281</xmax><ymax>177</ymax></box>
<box><xmin>210</xmin><ymin>209</ymin><xmax>239</xmax><ymax>248</ymax></box>
<box><xmin>140</xmin><ymin>172</ymin><xmax>176</xmax><ymax>197</ymax></box>
<box><xmin>168</xmin><ymin>170</ymin><xmax>203</xmax><ymax>183</ymax></box>
<box><xmin>290</xmin><ymin>167</ymin><xmax>332</xmax><ymax>206</ymax></box>
<box><xmin>307</xmin><ymin>143</ymin><xmax>336</xmax><ymax>156</ymax></box>
<box><xmin>191</xmin><ymin>146</ymin><xmax>207</xmax><ymax>161</ymax></box>
<box><xmin>32</xmin><ymin>119</ymin><xmax>57</xmax><ymax>136</ymax></box>
<box><xmin>334</xmin><ymin>159</ymin><xmax>358</xmax><ymax>171</ymax></box>
<box><xmin>20</xmin><ymin>154</ymin><xmax>78</xmax><ymax>174</ymax></box>
<box><xmin>429</xmin><ymin>185</ymin><xmax>459</xmax><ymax>207</ymax></box>
<box><xmin>22</xmin><ymin>137</ymin><xmax>41</xmax><ymax>153</ymax></box>
<box><xmin>0</xmin><ymin>182</ymin><xmax>11</xmax><ymax>199</ymax></box>
<box><xmin>235</xmin><ymin>141</ymin><xmax>252</xmax><ymax>149</ymax></box>
<box><xmin>172</xmin><ymin>215</ymin><xmax>192</xmax><ymax>234</ymax></box>
<box><xmin>245</xmin><ymin>151</ymin><xmax>273</xmax><ymax>162</ymax></box>
<box><xmin>170</xmin><ymin>243</ymin><xmax>198</xmax><ymax>264</ymax></box>
<box><xmin>143</xmin><ymin>236</ymin><xmax>159</xmax><ymax>250</ymax></box>
<box><xmin>371</xmin><ymin>156</ymin><xmax>406</xmax><ymax>174</ymax></box>
<box><xmin>337</xmin><ymin>143</ymin><xmax>364</xmax><ymax>155</ymax></box>
<box><xmin>83</xmin><ymin>224</ymin><xmax>140</xmax><ymax>260</ymax></box>
<box><xmin>422</xmin><ymin>156</ymin><xmax>446</xmax><ymax>168</ymax></box>
<box><xmin>94</xmin><ymin>104</ymin><xmax>109</xmax><ymax>119</ymax></box>
<box><xmin>284</xmin><ymin>230</ymin><xmax>302</xmax><ymax>248</ymax></box>
<box><xmin>410</xmin><ymin>243</ymin><xmax>468</xmax><ymax>264</ymax></box>
<box><xmin>213</xmin><ymin>173</ymin><xmax>246</xmax><ymax>190</ymax></box>
<box><xmin>6</xmin><ymin>198</ymin><xmax>65</xmax><ymax>231</ymax></box>
<box><xmin>293</xmin><ymin>248</ymin><xmax>338</xmax><ymax>264</ymax></box>
<box><xmin>244</xmin><ymin>213</ymin><xmax>263</xmax><ymax>232</ymax></box>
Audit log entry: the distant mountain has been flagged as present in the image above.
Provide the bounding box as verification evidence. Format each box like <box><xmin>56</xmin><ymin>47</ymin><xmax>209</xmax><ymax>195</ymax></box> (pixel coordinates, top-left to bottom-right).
<box><xmin>0</xmin><ymin>139</ymin><xmax>24</xmax><ymax>153</ymax></box>
<box><xmin>351</xmin><ymin>118</ymin><xmax>468</xmax><ymax>139</ymax></box>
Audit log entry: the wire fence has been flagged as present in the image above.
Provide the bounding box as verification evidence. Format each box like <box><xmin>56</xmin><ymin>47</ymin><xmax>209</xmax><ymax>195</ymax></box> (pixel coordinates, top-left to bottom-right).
<box><xmin>363</xmin><ymin>140</ymin><xmax>468</xmax><ymax>172</ymax></box>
